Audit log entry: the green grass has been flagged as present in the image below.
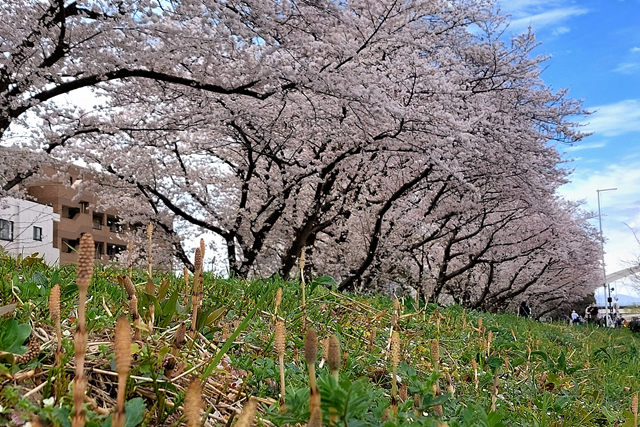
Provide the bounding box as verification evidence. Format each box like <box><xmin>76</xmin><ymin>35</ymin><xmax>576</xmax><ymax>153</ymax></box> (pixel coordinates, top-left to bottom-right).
<box><xmin>1</xmin><ymin>254</ymin><xmax>639</xmax><ymax>426</ymax></box>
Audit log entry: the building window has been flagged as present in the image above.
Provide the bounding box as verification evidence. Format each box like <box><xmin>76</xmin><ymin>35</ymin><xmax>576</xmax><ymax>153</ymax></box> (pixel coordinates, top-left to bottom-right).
<box><xmin>33</xmin><ymin>226</ymin><xmax>43</xmax><ymax>241</ymax></box>
<box><xmin>95</xmin><ymin>242</ymin><xmax>104</xmax><ymax>259</ymax></box>
<box><xmin>107</xmin><ymin>215</ymin><xmax>123</xmax><ymax>233</ymax></box>
<box><xmin>107</xmin><ymin>244</ymin><xmax>126</xmax><ymax>257</ymax></box>
<box><xmin>92</xmin><ymin>212</ymin><xmax>104</xmax><ymax>230</ymax></box>
<box><xmin>62</xmin><ymin>205</ymin><xmax>81</xmax><ymax>219</ymax></box>
<box><xmin>0</xmin><ymin>219</ymin><xmax>13</xmax><ymax>241</ymax></box>
<box><xmin>62</xmin><ymin>238</ymin><xmax>79</xmax><ymax>253</ymax></box>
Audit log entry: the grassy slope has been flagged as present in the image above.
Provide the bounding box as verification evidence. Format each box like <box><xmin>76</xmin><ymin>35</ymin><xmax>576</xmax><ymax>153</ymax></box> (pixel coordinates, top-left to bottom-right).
<box><xmin>1</xmin><ymin>255</ymin><xmax>640</xmax><ymax>427</ymax></box>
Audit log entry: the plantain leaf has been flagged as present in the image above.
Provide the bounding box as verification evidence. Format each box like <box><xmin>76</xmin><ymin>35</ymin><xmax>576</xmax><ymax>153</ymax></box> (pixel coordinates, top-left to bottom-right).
<box><xmin>205</xmin><ymin>306</ymin><xmax>228</xmax><ymax>327</ymax></box>
<box><xmin>158</xmin><ymin>278</ymin><xmax>170</xmax><ymax>301</ymax></box>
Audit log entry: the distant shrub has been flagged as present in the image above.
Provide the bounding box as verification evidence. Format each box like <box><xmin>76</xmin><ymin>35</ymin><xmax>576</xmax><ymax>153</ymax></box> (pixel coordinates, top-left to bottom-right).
<box><xmin>628</xmin><ymin>320</ymin><xmax>640</xmax><ymax>334</ymax></box>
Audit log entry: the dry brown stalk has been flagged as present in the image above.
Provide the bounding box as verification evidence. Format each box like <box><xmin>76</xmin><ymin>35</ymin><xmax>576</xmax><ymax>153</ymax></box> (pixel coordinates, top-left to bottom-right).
<box><xmin>14</xmin><ymin>338</ymin><xmax>40</xmax><ymax>364</ymax></box>
<box><xmin>274</xmin><ymin>287</ymin><xmax>282</xmax><ymax>322</ymax></box>
<box><xmin>198</xmin><ymin>238</ymin><xmax>205</xmax><ymax>297</ymax></box>
<box><xmin>321</xmin><ymin>337</ymin><xmax>330</xmax><ymax>367</ymax></box>
<box><xmin>127</xmin><ymin>239</ymin><xmax>134</xmax><ymax>278</ymax></box>
<box><xmin>632</xmin><ymin>393</ymin><xmax>638</xmax><ymax>427</ymax></box>
<box><xmin>49</xmin><ymin>284</ymin><xmax>62</xmax><ymax>365</ymax></box>
<box><xmin>471</xmin><ymin>359</ymin><xmax>478</xmax><ymax>392</ymax></box>
<box><xmin>328</xmin><ymin>335</ymin><xmax>341</xmax><ymax>381</ymax></box>
<box><xmin>392</xmin><ymin>297</ymin><xmax>399</xmax><ymax>328</ymax></box>
<box><xmin>174</xmin><ymin>323</ymin><xmax>187</xmax><ymax>354</ymax></box>
<box><xmin>235</xmin><ymin>397</ymin><xmax>258</xmax><ymax>427</ymax></box>
<box><xmin>129</xmin><ymin>294</ymin><xmax>142</xmax><ymax>342</ymax></box>
<box><xmin>431</xmin><ymin>309</ymin><xmax>444</xmax><ymax>333</ymax></box>
<box><xmin>275</xmin><ymin>321</ymin><xmax>286</xmax><ymax>410</ymax></box>
<box><xmin>190</xmin><ymin>248</ymin><xmax>203</xmax><ymax>336</ymax></box>
<box><xmin>390</xmin><ymin>331</ymin><xmax>400</xmax><ymax>417</ymax></box>
<box><xmin>477</xmin><ymin>317</ymin><xmax>483</xmax><ymax>335</ymax></box>
<box><xmin>121</xmin><ymin>275</ymin><xmax>136</xmax><ymax>299</ymax></box>
<box><xmin>184</xmin><ymin>378</ymin><xmax>203</xmax><ymax>427</ymax></box>
<box><xmin>432</xmin><ymin>373</ymin><xmax>442</xmax><ymax>417</ymax></box>
<box><xmin>194</xmin><ymin>247</ymin><xmax>203</xmax><ymax>273</ymax></box>
<box><xmin>145</xmin><ymin>278</ymin><xmax>155</xmax><ymax>334</ymax></box>
<box><xmin>432</xmin><ymin>404</ymin><xmax>443</xmax><ymax>418</ymax></box>
<box><xmin>446</xmin><ymin>372</ymin><xmax>454</xmax><ymax>395</ymax></box>
<box><xmin>368</xmin><ymin>327</ymin><xmax>377</xmax><ymax>352</ymax></box>
<box><xmin>113</xmin><ymin>317</ymin><xmax>132</xmax><ymax>427</ymax></box>
<box><xmin>399</xmin><ymin>383</ymin><xmax>408</xmax><ymax>403</ymax></box>
<box><xmin>305</xmin><ymin>329</ymin><xmax>319</xmax><ymax>391</ymax></box>
<box><xmin>487</xmin><ymin>330</ymin><xmax>493</xmax><ymax>356</ymax></box>
<box><xmin>72</xmin><ymin>233</ymin><xmax>94</xmax><ymax>427</ymax></box>
<box><xmin>146</xmin><ymin>223</ymin><xmax>153</xmax><ymax>278</ymax></box>
<box><xmin>430</xmin><ymin>339</ymin><xmax>440</xmax><ymax>372</ymax></box>
<box><xmin>538</xmin><ymin>372</ymin><xmax>547</xmax><ymax>387</ymax></box>
<box><xmin>183</xmin><ymin>267</ymin><xmax>190</xmax><ymax>305</ymax></box>
<box><xmin>308</xmin><ymin>407</ymin><xmax>322</xmax><ymax>427</ymax></box>
<box><xmin>490</xmin><ymin>372</ymin><xmax>499</xmax><ymax>412</ymax></box>
<box><xmin>300</xmin><ymin>248</ymin><xmax>307</xmax><ymax>333</ymax></box>
<box><xmin>413</xmin><ymin>394</ymin><xmax>422</xmax><ymax>418</ymax></box>
<box><xmin>305</xmin><ymin>329</ymin><xmax>321</xmax><ymax>425</ymax></box>
<box><xmin>328</xmin><ymin>334</ymin><xmax>341</xmax><ymax>425</ymax></box>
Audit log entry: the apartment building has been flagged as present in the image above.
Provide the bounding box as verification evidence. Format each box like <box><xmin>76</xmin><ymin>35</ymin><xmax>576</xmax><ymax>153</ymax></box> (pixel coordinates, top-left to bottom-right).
<box><xmin>26</xmin><ymin>166</ymin><xmax>128</xmax><ymax>265</ymax></box>
<box><xmin>0</xmin><ymin>196</ymin><xmax>60</xmax><ymax>264</ymax></box>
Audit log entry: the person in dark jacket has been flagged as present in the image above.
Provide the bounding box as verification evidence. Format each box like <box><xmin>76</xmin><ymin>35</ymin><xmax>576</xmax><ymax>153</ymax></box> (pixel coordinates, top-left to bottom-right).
<box><xmin>519</xmin><ymin>301</ymin><xmax>531</xmax><ymax>318</ymax></box>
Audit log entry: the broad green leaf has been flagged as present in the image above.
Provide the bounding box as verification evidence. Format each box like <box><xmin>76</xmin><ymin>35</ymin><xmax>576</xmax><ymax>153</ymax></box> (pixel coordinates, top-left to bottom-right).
<box><xmin>52</xmin><ymin>406</ymin><xmax>72</xmax><ymax>427</ymax></box>
<box><xmin>205</xmin><ymin>305</ymin><xmax>227</xmax><ymax>327</ymax></box>
<box><xmin>158</xmin><ymin>278</ymin><xmax>170</xmax><ymax>301</ymax></box>
<box><xmin>124</xmin><ymin>397</ymin><xmax>146</xmax><ymax>427</ymax></box>
<box><xmin>486</xmin><ymin>356</ymin><xmax>503</xmax><ymax>371</ymax></box>
<box><xmin>0</xmin><ymin>318</ymin><xmax>31</xmax><ymax>354</ymax></box>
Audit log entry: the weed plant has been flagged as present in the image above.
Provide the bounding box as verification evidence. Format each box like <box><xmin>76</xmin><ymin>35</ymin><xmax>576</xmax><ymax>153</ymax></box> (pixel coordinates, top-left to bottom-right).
<box><xmin>0</xmin><ymin>252</ymin><xmax>640</xmax><ymax>426</ymax></box>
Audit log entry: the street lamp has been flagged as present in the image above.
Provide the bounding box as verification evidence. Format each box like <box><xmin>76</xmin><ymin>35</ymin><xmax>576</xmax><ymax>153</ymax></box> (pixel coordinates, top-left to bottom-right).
<box><xmin>597</xmin><ymin>187</ymin><xmax>617</xmax><ymax>326</ymax></box>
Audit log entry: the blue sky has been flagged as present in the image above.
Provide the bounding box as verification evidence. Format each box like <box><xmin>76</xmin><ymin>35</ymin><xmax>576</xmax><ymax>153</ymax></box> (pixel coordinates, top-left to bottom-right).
<box><xmin>497</xmin><ymin>0</ymin><xmax>640</xmax><ymax>301</ymax></box>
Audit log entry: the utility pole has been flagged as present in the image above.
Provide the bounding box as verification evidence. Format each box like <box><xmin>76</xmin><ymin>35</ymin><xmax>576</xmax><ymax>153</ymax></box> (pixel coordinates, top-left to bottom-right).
<box><xmin>597</xmin><ymin>187</ymin><xmax>617</xmax><ymax>326</ymax></box>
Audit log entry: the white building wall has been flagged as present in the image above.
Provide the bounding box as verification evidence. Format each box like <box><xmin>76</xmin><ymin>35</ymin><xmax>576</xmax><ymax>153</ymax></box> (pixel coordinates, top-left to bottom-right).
<box><xmin>0</xmin><ymin>197</ymin><xmax>60</xmax><ymax>265</ymax></box>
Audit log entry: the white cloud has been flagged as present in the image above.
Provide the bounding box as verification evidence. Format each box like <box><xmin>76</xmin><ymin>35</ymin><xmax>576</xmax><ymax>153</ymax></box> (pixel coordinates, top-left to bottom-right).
<box><xmin>614</xmin><ymin>62</ymin><xmax>640</xmax><ymax>74</ymax></box>
<box><xmin>552</xmin><ymin>26</ymin><xmax>570</xmax><ymax>35</ymax></box>
<box><xmin>582</xmin><ymin>100</ymin><xmax>640</xmax><ymax>137</ymax></box>
<box><xmin>560</xmin><ymin>160</ymin><xmax>640</xmax><ymax>272</ymax></box>
<box><xmin>497</xmin><ymin>0</ymin><xmax>566</xmax><ymax>15</ymax></box>
<box><xmin>508</xmin><ymin>7</ymin><xmax>589</xmax><ymax>32</ymax></box>
<box><xmin>631</xmin><ymin>47</ymin><xmax>640</xmax><ymax>53</ymax></box>
<box><xmin>564</xmin><ymin>141</ymin><xmax>606</xmax><ymax>151</ymax></box>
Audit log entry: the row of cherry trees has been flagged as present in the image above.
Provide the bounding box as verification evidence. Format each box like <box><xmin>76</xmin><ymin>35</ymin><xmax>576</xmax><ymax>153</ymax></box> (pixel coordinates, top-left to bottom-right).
<box><xmin>0</xmin><ymin>0</ymin><xmax>601</xmax><ymax>316</ymax></box>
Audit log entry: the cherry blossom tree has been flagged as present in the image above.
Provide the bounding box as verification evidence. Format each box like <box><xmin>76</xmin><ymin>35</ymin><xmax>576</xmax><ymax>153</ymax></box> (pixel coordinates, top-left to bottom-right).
<box><xmin>0</xmin><ymin>0</ymin><xmax>602</xmax><ymax>312</ymax></box>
